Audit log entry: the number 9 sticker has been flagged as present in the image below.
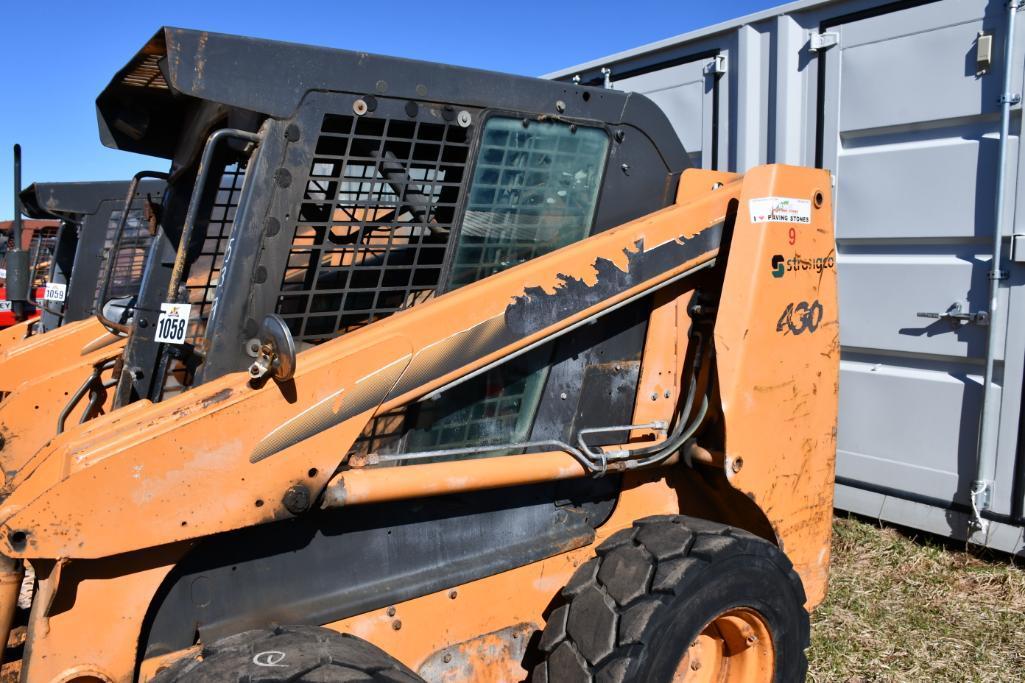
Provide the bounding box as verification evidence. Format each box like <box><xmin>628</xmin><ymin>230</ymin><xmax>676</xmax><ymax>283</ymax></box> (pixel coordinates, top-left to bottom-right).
<box><xmin>155</xmin><ymin>303</ymin><xmax>192</xmax><ymax>344</ymax></box>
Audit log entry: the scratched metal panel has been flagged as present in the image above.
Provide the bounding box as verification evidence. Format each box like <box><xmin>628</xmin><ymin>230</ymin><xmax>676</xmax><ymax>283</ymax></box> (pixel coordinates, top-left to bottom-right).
<box><xmin>615</xmin><ymin>57</ymin><xmax>716</xmax><ymax>169</ymax></box>
<box><xmin>829</xmin><ymin>0</ymin><xmax>1023</xmax><ymax>521</ymax></box>
<box><xmin>552</xmin><ymin>0</ymin><xmax>1025</xmax><ymax>548</ymax></box>
<box><xmin>838</xmin><ymin>3</ymin><xmax>1003</xmax><ymax>133</ymax></box>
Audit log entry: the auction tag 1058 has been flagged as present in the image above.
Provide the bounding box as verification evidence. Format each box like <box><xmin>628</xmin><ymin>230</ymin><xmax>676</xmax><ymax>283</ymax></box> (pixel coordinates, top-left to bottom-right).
<box><xmin>155</xmin><ymin>303</ymin><xmax>192</xmax><ymax>344</ymax></box>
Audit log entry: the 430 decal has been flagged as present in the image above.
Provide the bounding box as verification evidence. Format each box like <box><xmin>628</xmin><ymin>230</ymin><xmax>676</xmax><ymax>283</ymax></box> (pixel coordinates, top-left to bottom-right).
<box><xmin>776</xmin><ymin>300</ymin><xmax>824</xmax><ymax>336</ymax></box>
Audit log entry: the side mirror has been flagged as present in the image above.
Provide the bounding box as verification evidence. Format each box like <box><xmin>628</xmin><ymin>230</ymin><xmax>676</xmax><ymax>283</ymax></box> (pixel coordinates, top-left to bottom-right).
<box><xmin>248</xmin><ymin>314</ymin><xmax>296</xmax><ymax>383</ymax></box>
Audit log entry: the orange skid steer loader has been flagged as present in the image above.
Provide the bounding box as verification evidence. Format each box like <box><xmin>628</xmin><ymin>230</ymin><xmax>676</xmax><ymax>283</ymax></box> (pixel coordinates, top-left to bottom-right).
<box><xmin>0</xmin><ymin>28</ymin><xmax>837</xmax><ymax>683</ymax></box>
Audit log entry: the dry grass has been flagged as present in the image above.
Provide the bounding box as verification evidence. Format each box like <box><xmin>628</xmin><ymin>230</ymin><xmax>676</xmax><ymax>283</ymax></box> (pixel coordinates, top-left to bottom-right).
<box><xmin>808</xmin><ymin>515</ymin><xmax>1025</xmax><ymax>682</ymax></box>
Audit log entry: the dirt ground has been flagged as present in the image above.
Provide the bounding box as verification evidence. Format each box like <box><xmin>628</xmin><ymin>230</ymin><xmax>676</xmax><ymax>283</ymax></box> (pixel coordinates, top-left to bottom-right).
<box><xmin>808</xmin><ymin>515</ymin><xmax>1025</xmax><ymax>682</ymax></box>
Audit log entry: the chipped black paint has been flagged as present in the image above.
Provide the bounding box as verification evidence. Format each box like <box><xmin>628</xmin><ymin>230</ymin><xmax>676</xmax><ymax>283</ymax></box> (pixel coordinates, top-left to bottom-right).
<box><xmin>505</xmin><ymin>223</ymin><xmax>723</xmax><ymax>337</ymax></box>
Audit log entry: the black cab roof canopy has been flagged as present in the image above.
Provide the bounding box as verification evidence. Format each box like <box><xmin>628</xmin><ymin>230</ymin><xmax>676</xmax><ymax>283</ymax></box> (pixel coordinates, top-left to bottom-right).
<box><xmin>96</xmin><ymin>27</ymin><xmax>686</xmax><ymax>167</ymax></box>
<box><xmin>20</xmin><ymin>180</ymin><xmax>166</xmax><ymax>219</ymax></box>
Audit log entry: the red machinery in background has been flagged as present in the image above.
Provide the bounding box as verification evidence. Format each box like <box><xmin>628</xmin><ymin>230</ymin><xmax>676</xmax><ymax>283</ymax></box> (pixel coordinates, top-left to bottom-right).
<box><xmin>0</xmin><ymin>219</ymin><xmax>58</xmax><ymax>328</ymax></box>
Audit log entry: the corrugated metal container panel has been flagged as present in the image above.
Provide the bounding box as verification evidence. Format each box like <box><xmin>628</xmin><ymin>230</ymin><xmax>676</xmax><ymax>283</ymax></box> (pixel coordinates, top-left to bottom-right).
<box><xmin>550</xmin><ymin>0</ymin><xmax>1025</xmax><ymax>555</ymax></box>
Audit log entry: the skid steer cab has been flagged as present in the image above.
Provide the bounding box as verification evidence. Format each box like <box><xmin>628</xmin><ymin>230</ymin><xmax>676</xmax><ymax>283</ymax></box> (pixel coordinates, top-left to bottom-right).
<box><xmin>0</xmin><ymin>28</ymin><xmax>838</xmax><ymax>683</ymax></box>
<box><xmin>0</xmin><ymin>178</ymin><xmax>166</xmax><ymax>484</ymax></box>
<box><xmin>0</xmin><ymin>178</ymin><xmax>165</xmax><ymax>373</ymax></box>
<box><xmin>18</xmin><ymin>179</ymin><xmax>167</xmax><ymax>336</ymax></box>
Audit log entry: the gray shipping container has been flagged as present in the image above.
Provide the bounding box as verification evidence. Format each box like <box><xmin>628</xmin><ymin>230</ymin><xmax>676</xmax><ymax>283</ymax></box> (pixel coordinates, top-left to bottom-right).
<box><xmin>550</xmin><ymin>0</ymin><xmax>1025</xmax><ymax>555</ymax></box>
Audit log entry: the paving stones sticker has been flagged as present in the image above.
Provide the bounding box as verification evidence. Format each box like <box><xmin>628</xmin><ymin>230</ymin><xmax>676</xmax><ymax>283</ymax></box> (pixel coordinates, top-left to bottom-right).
<box><xmin>750</xmin><ymin>196</ymin><xmax>811</xmax><ymax>224</ymax></box>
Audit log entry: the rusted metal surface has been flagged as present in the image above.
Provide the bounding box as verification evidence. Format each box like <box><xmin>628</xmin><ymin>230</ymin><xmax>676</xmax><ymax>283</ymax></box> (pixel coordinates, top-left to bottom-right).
<box><xmin>713</xmin><ymin>166</ymin><xmax>838</xmax><ymax>606</ymax></box>
<box><xmin>0</xmin><ymin>344</ymin><xmax>123</xmax><ymax>484</ymax></box>
<box><xmin>0</xmin><ymin>318</ymin><xmax>122</xmax><ymax>397</ymax></box>
<box><xmin>417</xmin><ymin>623</ymin><xmax>536</xmax><ymax>682</ymax></box>
<box><xmin>0</xmin><ymin>554</ymin><xmax>22</xmax><ymax>667</ymax></box>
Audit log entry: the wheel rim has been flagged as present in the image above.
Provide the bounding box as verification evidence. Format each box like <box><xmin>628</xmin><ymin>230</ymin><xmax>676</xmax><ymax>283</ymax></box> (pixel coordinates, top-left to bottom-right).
<box><xmin>672</xmin><ymin>607</ymin><xmax>775</xmax><ymax>682</ymax></box>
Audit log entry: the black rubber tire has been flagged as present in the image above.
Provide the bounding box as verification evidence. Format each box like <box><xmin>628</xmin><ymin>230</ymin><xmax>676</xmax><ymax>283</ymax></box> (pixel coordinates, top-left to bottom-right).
<box><xmin>530</xmin><ymin>515</ymin><xmax>810</xmax><ymax>683</ymax></box>
<box><xmin>151</xmin><ymin>625</ymin><xmax>424</xmax><ymax>683</ymax></box>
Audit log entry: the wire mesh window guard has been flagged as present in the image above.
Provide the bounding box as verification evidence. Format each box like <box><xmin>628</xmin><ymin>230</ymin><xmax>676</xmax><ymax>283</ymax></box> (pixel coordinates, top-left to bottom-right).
<box><xmin>29</xmin><ymin>227</ymin><xmax>59</xmax><ymax>300</ymax></box>
<box><xmin>184</xmin><ymin>163</ymin><xmax>247</xmax><ymax>344</ymax></box>
<box><xmin>275</xmin><ymin>114</ymin><xmax>470</xmax><ymax>346</ymax></box>
<box><xmin>162</xmin><ymin>162</ymin><xmax>247</xmax><ymax>398</ymax></box>
<box><xmin>94</xmin><ymin>208</ymin><xmax>153</xmax><ymax>311</ymax></box>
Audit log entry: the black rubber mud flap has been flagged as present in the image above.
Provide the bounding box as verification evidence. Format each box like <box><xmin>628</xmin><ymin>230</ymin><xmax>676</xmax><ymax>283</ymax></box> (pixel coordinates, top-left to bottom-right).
<box><xmin>531</xmin><ymin>515</ymin><xmax>810</xmax><ymax>683</ymax></box>
<box><xmin>151</xmin><ymin>625</ymin><xmax>424</xmax><ymax>682</ymax></box>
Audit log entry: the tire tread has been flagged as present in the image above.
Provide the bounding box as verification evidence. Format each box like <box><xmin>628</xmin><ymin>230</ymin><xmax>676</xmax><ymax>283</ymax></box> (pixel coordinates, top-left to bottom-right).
<box><xmin>531</xmin><ymin>516</ymin><xmax>810</xmax><ymax>682</ymax></box>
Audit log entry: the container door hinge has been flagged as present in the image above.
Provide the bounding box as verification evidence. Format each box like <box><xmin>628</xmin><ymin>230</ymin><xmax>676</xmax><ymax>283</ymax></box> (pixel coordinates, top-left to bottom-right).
<box><xmin>999</xmin><ymin>93</ymin><xmax>1021</xmax><ymax>105</ymax></box>
<box><xmin>1011</xmin><ymin>234</ymin><xmax>1025</xmax><ymax>262</ymax></box>
<box><xmin>703</xmin><ymin>55</ymin><xmax>727</xmax><ymax>77</ymax></box>
<box><xmin>809</xmin><ymin>31</ymin><xmax>839</xmax><ymax>52</ymax></box>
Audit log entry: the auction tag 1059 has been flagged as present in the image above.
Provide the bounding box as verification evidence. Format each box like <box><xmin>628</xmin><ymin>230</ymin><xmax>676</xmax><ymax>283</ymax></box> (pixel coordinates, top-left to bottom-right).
<box><xmin>44</xmin><ymin>282</ymin><xmax>67</xmax><ymax>302</ymax></box>
<box><xmin>155</xmin><ymin>303</ymin><xmax>192</xmax><ymax>344</ymax></box>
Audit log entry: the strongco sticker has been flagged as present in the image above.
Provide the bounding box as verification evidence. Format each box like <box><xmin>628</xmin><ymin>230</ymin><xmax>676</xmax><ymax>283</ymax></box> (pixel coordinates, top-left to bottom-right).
<box><xmin>749</xmin><ymin>196</ymin><xmax>811</xmax><ymax>224</ymax></box>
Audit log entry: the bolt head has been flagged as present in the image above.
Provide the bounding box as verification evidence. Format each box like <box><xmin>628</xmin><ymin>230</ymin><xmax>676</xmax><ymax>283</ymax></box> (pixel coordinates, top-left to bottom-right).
<box><xmin>281</xmin><ymin>484</ymin><xmax>311</xmax><ymax>515</ymax></box>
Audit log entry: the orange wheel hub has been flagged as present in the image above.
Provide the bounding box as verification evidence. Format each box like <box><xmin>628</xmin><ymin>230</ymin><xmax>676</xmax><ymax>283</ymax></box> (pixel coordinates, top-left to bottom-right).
<box><xmin>673</xmin><ymin>607</ymin><xmax>775</xmax><ymax>682</ymax></box>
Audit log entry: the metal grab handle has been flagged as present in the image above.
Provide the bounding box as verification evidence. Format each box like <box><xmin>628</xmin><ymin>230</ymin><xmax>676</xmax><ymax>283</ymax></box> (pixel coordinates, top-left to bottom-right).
<box><xmin>916</xmin><ymin>302</ymin><xmax>989</xmax><ymax>326</ymax></box>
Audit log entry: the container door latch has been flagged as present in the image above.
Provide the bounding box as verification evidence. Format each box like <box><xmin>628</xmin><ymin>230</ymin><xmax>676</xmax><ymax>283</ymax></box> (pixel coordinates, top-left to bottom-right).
<box><xmin>917</xmin><ymin>302</ymin><xmax>989</xmax><ymax>327</ymax></box>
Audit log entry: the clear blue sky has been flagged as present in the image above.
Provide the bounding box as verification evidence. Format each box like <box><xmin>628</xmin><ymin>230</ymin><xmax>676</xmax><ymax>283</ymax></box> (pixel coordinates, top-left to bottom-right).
<box><xmin>0</xmin><ymin>0</ymin><xmax>778</xmax><ymax>219</ymax></box>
